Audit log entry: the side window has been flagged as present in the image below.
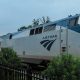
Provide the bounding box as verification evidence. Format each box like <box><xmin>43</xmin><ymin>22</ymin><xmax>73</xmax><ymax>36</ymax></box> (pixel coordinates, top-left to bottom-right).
<box><xmin>23</xmin><ymin>51</ymin><xmax>25</xmax><ymax>55</ymax></box>
<box><xmin>69</xmin><ymin>17</ymin><xmax>78</xmax><ymax>27</ymax></box>
<box><xmin>30</xmin><ymin>29</ymin><xmax>35</xmax><ymax>35</ymax></box>
<box><xmin>9</xmin><ymin>34</ymin><xmax>12</xmax><ymax>39</ymax></box>
<box><xmin>44</xmin><ymin>24</ymin><xmax>56</xmax><ymax>32</ymax></box>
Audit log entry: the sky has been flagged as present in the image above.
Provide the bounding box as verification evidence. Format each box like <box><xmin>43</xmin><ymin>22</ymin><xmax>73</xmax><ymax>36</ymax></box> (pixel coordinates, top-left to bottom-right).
<box><xmin>0</xmin><ymin>0</ymin><xmax>80</xmax><ymax>36</ymax></box>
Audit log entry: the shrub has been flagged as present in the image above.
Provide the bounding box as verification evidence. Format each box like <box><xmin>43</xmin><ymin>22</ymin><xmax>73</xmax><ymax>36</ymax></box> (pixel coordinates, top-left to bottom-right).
<box><xmin>43</xmin><ymin>54</ymin><xmax>80</xmax><ymax>80</ymax></box>
<box><xmin>0</xmin><ymin>48</ymin><xmax>21</xmax><ymax>66</ymax></box>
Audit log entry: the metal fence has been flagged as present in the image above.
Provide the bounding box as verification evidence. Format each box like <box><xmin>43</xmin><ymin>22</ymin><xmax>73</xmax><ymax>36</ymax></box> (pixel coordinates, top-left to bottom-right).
<box><xmin>0</xmin><ymin>64</ymin><xmax>53</xmax><ymax>80</ymax></box>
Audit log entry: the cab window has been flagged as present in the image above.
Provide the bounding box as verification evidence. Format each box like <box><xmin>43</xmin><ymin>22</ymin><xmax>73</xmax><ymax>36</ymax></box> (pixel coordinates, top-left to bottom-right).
<box><xmin>30</xmin><ymin>27</ymin><xmax>43</xmax><ymax>35</ymax></box>
<box><xmin>35</xmin><ymin>28</ymin><xmax>39</xmax><ymax>34</ymax></box>
<box><xmin>35</xmin><ymin>27</ymin><xmax>43</xmax><ymax>34</ymax></box>
<box><xmin>30</xmin><ymin>29</ymin><xmax>35</xmax><ymax>35</ymax></box>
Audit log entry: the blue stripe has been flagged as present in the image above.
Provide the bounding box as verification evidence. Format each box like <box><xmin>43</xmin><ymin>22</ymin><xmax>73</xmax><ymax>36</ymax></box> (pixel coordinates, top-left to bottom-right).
<box><xmin>69</xmin><ymin>25</ymin><xmax>80</xmax><ymax>33</ymax></box>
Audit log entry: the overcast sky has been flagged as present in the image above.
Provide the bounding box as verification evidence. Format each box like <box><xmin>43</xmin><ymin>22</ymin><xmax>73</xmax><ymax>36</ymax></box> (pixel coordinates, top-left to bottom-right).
<box><xmin>0</xmin><ymin>0</ymin><xmax>80</xmax><ymax>35</ymax></box>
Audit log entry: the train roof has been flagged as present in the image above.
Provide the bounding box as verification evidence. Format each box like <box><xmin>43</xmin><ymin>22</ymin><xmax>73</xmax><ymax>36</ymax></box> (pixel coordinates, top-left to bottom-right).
<box><xmin>0</xmin><ymin>14</ymin><xmax>80</xmax><ymax>40</ymax></box>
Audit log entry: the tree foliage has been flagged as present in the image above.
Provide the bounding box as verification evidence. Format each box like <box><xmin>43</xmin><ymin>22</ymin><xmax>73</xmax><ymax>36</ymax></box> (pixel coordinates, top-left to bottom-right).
<box><xmin>18</xmin><ymin>25</ymin><xmax>32</xmax><ymax>31</ymax></box>
<box><xmin>43</xmin><ymin>54</ymin><xmax>80</xmax><ymax>80</ymax></box>
<box><xmin>40</xmin><ymin>16</ymin><xmax>50</xmax><ymax>24</ymax></box>
<box><xmin>18</xmin><ymin>26</ymin><xmax>27</xmax><ymax>31</ymax></box>
<box><xmin>0</xmin><ymin>48</ymin><xmax>21</xmax><ymax>66</ymax></box>
<box><xmin>18</xmin><ymin>16</ymin><xmax>51</xmax><ymax>31</ymax></box>
<box><xmin>32</xmin><ymin>16</ymin><xmax>50</xmax><ymax>26</ymax></box>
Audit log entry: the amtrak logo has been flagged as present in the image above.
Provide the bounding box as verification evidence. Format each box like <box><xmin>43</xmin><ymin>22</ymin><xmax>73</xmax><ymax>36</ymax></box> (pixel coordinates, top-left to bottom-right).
<box><xmin>40</xmin><ymin>39</ymin><xmax>56</xmax><ymax>51</ymax></box>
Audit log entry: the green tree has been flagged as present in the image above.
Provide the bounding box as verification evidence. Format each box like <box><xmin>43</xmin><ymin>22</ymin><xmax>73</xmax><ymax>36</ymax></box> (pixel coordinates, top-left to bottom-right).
<box><xmin>18</xmin><ymin>25</ymin><xmax>32</xmax><ymax>31</ymax></box>
<box><xmin>18</xmin><ymin>26</ymin><xmax>27</xmax><ymax>31</ymax></box>
<box><xmin>17</xmin><ymin>16</ymin><xmax>51</xmax><ymax>31</ymax></box>
<box><xmin>0</xmin><ymin>48</ymin><xmax>21</xmax><ymax>66</ymax></box>
<box><xmin>32</xmin><ymin>19</ymin><xmax>39</xmax><ymax>27</ymax></box>
<box><xmin>27</xmin><ymin>25</ymin><xmax>32</xmax><ymax>29</ymax></box>
<box><xmin>39</xmin><ymin>16</ymin><xmax>51</xmax><ymax>24</ymax></box>
<box><xmin>43</xmin><ymin>54</ymin><xmax>80</xmax><ymax>80</ymax></box>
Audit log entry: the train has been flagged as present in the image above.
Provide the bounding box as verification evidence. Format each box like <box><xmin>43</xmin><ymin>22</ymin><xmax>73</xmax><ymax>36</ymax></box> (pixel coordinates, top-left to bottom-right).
<box><xmin>0</xmin><ymin>14</ymin><xmax>80</xmax><ymax>66</ymax></box>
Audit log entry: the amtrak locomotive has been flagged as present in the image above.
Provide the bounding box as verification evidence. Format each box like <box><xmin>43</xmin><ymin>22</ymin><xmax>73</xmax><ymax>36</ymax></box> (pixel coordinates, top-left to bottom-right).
<box><xmin>0</xmin><ymin>14</ymin><xmax>80</xmax><ymax>65</ymax></box>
